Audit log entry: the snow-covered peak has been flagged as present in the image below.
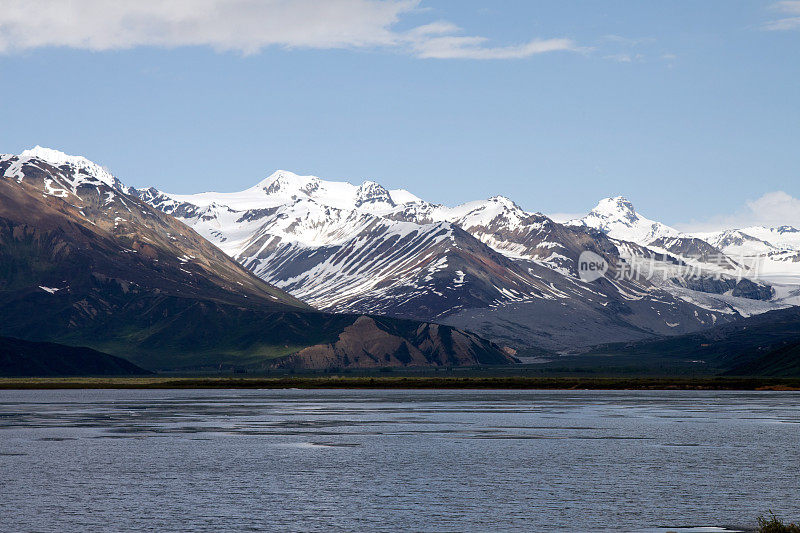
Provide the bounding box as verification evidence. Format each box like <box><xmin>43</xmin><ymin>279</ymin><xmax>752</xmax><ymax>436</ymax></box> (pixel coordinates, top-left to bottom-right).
<box><xmin>257</xmin><ymin>170</ymin><xmax>320</xmax><ymax>196</ymax></box>
<box><xmin>355</xmin><ymin>180</ymin><xmax>395</xmax><ymax>208</ymax></box>
<box><xmin>454</xmin><ymin>196</ymin><xmax>526</xmax><ymax>225</ymax></box>
<box><xmin>357</xmin><ymin>180</ymin><xmax>387</xmax><ymax>194</ymax></box>
<box><xmin>694</xmin><ymin>229</ymin><xmax>771</xmax><ymax>251</ymax></box>
<box><xmin>18</xmin><ymin>146</ymin><xmax>119</xmax><ymax>189</ymax></box>
<box><xmin>487</xmin><ymin>195</ymin><xmax>519</xmax><ymax>208</ymax></box>
<box><xmin>694</xmin><ymin>225</ymin><xmax>800</xmax><ymax>254</ymax></box>
<box><xmin>737</xmin><ymin>225</ymin><xmax>800</xmax><ymax>250</ymax></box>
<box><xmin>569</xmin><ymin>196</ymin><xmax>680</xmax><ymax>245</ymax></box>
<box><xmin>155</xmin><ymin>170</ymin><xmax>427</xmax><ymax>215</ymax></box>
<box><xmin>595</xmin><ymin>196</ymin><xmax>636</xmax><ymax>218</ymax></box>
<box><xmin>388</xmin><ymin>188</ymin><xmax>423</xmax><ymax>204</ymax></box>
<box><xmin>775</xmin><ymin>225</ymin><xmax>800</xmax><ymax>234</ymax></box>
<box><xmin>21</xmin><ymin>146</ymin><xmax>87</xmax><ymax>167</ymax></box>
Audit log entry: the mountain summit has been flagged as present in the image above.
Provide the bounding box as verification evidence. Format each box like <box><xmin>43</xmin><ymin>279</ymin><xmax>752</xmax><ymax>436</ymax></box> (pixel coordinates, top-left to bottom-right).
<box><xmin>568</xmin><ymin>196</ymin><xmax>680</xmax><ymax>245</ymax></box>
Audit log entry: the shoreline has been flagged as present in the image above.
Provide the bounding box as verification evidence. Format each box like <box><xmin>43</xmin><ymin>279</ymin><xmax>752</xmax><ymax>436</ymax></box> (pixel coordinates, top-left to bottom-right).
<box><xmin>1</xmin><ymin>376</ymin><xmax>799</xmax><ymax>390</ymax></box>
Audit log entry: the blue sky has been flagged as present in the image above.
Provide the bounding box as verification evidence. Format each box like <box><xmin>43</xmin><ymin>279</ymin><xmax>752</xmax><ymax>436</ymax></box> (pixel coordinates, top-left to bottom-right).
<box><xmin>0</xmin><ymin>0</ymin><xmax>798</xmax><ymax>228</ymax></box>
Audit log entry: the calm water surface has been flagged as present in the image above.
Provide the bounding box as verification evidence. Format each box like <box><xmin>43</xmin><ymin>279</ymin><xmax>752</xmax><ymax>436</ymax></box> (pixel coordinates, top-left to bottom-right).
<box><xmin>1</xmin><ymin>389</ymin><xmax>798</xmax><ymax>532</ymax></box>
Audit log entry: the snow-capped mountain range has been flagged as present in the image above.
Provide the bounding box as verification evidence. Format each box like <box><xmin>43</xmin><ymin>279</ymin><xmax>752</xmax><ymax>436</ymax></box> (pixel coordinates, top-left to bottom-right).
<box><xmin>567</xmin><ymin>195</ymin><xmax>800</xmax><ymax>289</ymax></box>
<box><xmin>0</xmin><ymin>146</ymin><xmax>520</xmax><ymax>370</ymax></box>
<box><xmin>6</xmin><ymin>146</ymin><xmax>800</xmax><ymax>354</ymax></box>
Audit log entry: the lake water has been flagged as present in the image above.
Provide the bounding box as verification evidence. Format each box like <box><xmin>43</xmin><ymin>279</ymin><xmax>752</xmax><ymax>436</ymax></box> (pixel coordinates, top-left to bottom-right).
<box><xmin>1</xmin><ymin>389</ymin><xmax>798</xmax><ymax>532</ymax></box>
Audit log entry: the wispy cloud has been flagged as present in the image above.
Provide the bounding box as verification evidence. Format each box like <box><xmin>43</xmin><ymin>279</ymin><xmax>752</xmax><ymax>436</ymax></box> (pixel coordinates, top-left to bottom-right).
<box><xmin>597</xmin><ymin>34</ymin><xmax>655</xmax><ymax>63</ymax></box>
<box><xmin>602</xmin><ymin>53</ymin><xmax>643</xmax><ymax>63</ymax></box>
<box><xmin>675</xmin><ymin>191</ymin><xmax>800</xmax><ymax>232</ymax></box>
<box><xmin>762</xmin><ymin>0</ymin><xmax>800</xmax><ymax>31</ymax></box>
<box><xmin>411</xmin><ymin>35</ymin><xmax>579</xmax><ymax>59</ymax></box>
<box><xmin>600</xmin><ymin>35</ymin><xmax>655</xmax><ymax>46</ymax></box>
<box><xmin>0</xmin><ymin>0</ymin><xmax>578</xmax><ymax>59</ymax></box>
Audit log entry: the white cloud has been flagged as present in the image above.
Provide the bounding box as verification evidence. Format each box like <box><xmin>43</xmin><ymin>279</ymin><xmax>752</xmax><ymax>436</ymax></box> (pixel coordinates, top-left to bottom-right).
<box><xmin>0</xmin><ymin>0</ymin><xmax>410</xmax><ymax>53</ymax></box>
<box><xmin>762</xmin><ymin>0</ymin><xmax>800</xmax><ymax>31</ymax></box>
<box><xmin>0</xmin><ymin>0</ymin><xmax>578</xmax><ymax>59</ymax></box>
<box><xmin>675</xmin><ymin>191</ymin><xmax>800</xmax><ymax>232</ymax></box>
<box><xmin>745</xmin><ymin>191</ymin><xmax>800</xmax><ymax>225</ymax></box>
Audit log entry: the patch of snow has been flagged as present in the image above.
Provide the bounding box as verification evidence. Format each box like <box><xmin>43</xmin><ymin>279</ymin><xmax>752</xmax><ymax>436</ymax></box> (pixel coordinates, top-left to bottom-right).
<box><xmin>38</xmin><ymin>286</ymin><xmax>60</xmax><ymax>294</ymax></box>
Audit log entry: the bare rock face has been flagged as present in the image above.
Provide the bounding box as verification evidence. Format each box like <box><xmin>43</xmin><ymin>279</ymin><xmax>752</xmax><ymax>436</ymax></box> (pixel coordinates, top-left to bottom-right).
<box><xmin>273</xmin><ymin>316</ymin><xmax>516</xmax><ymax>370</ymax></box>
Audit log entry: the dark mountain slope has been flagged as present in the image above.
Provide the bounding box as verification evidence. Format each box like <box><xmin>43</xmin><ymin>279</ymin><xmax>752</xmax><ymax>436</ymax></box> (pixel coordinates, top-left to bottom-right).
<box><xmin>727</xmin><ymin>341</ymin><xmax>800</xmax><ymax>377</ymax></box>
<box><xmin>0</xmin><ymin>336</ymin><xmax>148</xmax><ymax>376</ymax></box>
<box><xmin>588</xmin><ymin>306</ymin><xmax>800</xmax><ymax>376</ymax></box>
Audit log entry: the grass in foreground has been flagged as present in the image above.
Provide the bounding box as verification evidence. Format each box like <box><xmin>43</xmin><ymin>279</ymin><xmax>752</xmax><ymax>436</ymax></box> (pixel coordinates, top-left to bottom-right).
<box><xmin>758</xmin><ymin>511</ymin><xmax>800</xmax><ymax>532</ymax></box>
<box><xmin>1</xmin><ymin>375</ymin><xmax>800</xmax><ymax>389</ymax></box>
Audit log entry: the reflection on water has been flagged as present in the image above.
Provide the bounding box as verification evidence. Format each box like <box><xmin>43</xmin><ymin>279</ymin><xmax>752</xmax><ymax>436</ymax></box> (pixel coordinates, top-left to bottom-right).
<box><xmin>1</xmin><ymin>389</ymin><xmax>798</xmax><ymax>532</ymax></box>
